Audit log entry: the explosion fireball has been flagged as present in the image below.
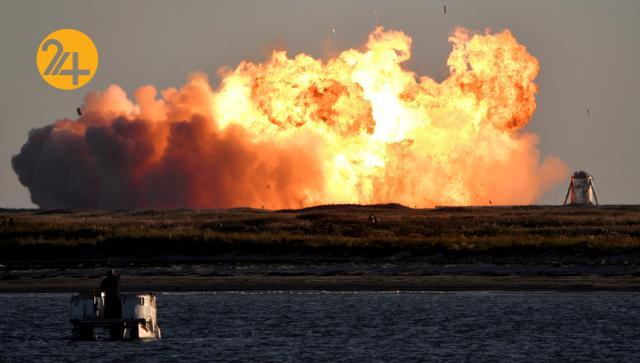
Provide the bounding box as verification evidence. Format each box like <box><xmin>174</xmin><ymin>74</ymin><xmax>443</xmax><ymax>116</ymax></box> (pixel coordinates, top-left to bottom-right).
<box><xmin>13</xmin><ymin>27</ymin><xmax>567</xmax><ymax>209</ymax></box>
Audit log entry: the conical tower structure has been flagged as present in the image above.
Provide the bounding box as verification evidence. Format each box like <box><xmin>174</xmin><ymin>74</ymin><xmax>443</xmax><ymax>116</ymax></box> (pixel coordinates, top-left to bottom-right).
<box><xmin>563</xmin><ymin>171</ymin><xmax>599</xmax><ymax>206</ymax></box>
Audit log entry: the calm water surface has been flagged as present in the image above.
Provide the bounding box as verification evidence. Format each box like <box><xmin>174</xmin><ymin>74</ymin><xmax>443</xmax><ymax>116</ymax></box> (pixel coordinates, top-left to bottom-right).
<box><xmin>1</xmin><ymin>291</ymin><xmax>640</xmax><ymax>362</ymax></box>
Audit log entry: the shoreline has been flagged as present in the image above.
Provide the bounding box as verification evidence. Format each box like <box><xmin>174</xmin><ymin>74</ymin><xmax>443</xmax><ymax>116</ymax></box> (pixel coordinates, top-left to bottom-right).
<box><xmin>4</xmin><ymin>274</ymin><xmax>640</xmax><ymax>293</ymax></box>
<box><xmin>2</xmin><ymin>205</ymin><xmax>640</xmax><ymax>293</ymax></box>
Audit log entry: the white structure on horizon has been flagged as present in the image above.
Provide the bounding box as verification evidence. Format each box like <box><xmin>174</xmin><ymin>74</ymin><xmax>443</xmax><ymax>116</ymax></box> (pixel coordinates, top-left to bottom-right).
<box><xmin>563</xmin><ymin>171</ymin><xmax>599</xmax><ymax>206</ymax></box>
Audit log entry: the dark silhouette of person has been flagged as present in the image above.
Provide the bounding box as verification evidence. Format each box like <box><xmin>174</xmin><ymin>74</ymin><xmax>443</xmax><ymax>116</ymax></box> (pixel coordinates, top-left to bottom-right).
<box><xmin>100</xmin><ymin>269</ymin><xmax>121</xmax><ymax>319</ymax></box>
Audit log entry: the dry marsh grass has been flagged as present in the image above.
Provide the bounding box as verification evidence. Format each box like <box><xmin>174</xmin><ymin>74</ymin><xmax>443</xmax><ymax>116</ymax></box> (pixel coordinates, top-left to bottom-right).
<box><xmin>1</xmin><ymin>204</ymin><xmax>640</xmax><ymax>261</ymax></box>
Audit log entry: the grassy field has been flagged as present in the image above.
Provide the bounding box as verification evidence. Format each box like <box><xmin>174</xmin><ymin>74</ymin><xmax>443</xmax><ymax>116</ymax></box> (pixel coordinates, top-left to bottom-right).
<box><xmin>1</xmin><ymin>204</ymin><xmax>640</xmax><ymax>263</ymax></box>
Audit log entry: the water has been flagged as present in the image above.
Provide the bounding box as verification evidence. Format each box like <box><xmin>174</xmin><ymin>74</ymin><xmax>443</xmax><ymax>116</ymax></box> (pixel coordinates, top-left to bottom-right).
<box><xmin>1</xmin><ymin>291</ymin><xmax>640</xmax><ymax>362</ymax></box>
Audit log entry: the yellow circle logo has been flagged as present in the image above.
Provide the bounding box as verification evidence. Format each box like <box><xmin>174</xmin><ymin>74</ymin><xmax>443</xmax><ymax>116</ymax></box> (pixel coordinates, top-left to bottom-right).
<box><xmin>36</xmin><ymin>29</ymin><xmax>98</xmax><ymax>90</ymax></box>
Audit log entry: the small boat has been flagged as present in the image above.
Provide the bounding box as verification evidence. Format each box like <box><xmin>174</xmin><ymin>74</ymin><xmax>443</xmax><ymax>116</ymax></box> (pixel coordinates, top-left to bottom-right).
<box><xmin>70</xmin><ymin>291</ymin><xmax>161</xmax><ymax>340</ymax></box>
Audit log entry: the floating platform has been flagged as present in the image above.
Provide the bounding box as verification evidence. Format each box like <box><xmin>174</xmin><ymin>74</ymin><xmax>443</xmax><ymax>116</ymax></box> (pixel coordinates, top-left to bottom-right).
<box><xmin>70</xmin><ymin>291</ymin><xmax>161</xmax><ymax>340</ymax></box>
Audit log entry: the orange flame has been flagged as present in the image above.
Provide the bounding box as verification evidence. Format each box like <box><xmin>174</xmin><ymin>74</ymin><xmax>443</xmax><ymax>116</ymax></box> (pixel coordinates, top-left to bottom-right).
<box><xmin>14</xmin><ymin>27</ymin><xmax>567</xmax><ymax>209</ymax></box>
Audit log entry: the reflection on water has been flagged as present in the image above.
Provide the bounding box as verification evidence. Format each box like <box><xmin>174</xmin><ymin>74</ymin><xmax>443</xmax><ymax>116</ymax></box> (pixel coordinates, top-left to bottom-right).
<box><xmin>1</xmin><ymin>291</ymin><xmax>639</xmax><ymax>361</ymax></box>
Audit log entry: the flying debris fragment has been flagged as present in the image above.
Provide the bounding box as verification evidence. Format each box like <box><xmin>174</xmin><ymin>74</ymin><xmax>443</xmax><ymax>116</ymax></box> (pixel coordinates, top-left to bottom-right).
<box><xmin>76</xmin><ymin>107</ymin><xmax>82</xmax><ymax>116</ymax></box>
<box><xmin>586</xmin><ymin>108</ymin><xmax>590</xmax><ymax>119</ymax></box>
<box><xmin>444</xmin><ymin>5</ymin><xmax>447</xmax><ymax>14</ymax></box>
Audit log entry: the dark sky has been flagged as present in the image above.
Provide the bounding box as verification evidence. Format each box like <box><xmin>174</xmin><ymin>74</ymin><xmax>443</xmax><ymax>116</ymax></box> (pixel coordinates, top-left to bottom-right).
<box><xmin>1</xmin><ymin>0</ymin><xmax>639</xmax><ymax>207</ymax></box>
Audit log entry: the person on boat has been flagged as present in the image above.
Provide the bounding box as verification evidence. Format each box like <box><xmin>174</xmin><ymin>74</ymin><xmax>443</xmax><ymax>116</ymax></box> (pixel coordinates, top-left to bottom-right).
<box><xmin>100</xmin><ymin>269</ymin><xmax>121</xmax><ymax>319</ymax></box>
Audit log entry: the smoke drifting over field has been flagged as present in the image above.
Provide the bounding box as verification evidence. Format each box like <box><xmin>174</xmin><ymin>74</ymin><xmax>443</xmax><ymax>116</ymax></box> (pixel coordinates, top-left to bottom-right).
<box><xmin>12</xmin><ymin>27</ymin><xmax>566</xmax><ymax>209</ymax></box>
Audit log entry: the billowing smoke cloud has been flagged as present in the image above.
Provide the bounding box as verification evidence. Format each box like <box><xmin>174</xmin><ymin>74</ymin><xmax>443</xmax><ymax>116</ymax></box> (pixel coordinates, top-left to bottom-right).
<box><xmin>13</xmin><ymin>27</ymin><xmax>567</xmax><ymax>209</ymax></box>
